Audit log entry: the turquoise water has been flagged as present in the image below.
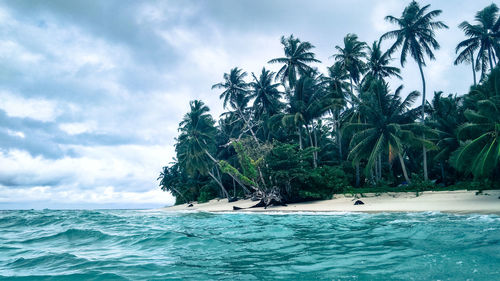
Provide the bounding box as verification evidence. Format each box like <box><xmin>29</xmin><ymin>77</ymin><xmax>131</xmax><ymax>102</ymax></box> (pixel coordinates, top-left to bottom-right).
<box><xmin>0</xmin><ymin>210</ymin><xmax>499</xmax><ymax>280</ymax></box>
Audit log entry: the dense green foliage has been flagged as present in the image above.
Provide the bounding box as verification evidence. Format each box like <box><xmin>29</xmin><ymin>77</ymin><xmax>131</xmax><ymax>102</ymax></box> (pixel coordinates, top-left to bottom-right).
<box><xmin>159</xmin><ymin>2</ymin><xmax>500</xmax><ymax>204</ymax></box>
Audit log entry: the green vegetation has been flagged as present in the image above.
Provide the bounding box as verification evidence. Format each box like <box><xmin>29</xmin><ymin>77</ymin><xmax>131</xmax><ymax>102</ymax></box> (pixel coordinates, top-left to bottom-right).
<box><xmin>159</xmin><ymin>1</ymin><xmax>500</xmax><ymax>205</ymax></box>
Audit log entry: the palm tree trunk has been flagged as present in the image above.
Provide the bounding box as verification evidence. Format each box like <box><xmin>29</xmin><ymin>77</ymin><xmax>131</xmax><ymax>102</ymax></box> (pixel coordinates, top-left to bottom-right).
<box><xmin>440</xmin><ymin>162</ymin><xmax>445</xmax><ymax>184</ymax></box>
<box><xmin>312</xmin><ymin>123</ymin><xmax>319</xmax><ymax>165</ymax></box>
<box><xmin>398</xmin><ymin>154</ymin><xmax>411</xmax><ymax>184</ymax></box>
<box><xmin>488</xmin><ymin>48</ymin><xmax>494</xmax><ymax>71</ymax></box>
<box><xmin>335</xmin><ymin>110</ymin><xmax>343</xmax><ymax>161</ymax></box>
<box><xmin>208</xmin><ymin>170</ymin><xmax>229</xmax><ymax>199</ymax></box>
<box><xmin>355</xmin><ymin>163</ymin><xmax>360</xmax><ymax>187</ymax></box>
<box><xmin>171</xmin><ymin>186</ymin><xmax>189</xmax><ymax>204</ymax></box>
<box><xmin>417</xmin><ymin>61</ymin><xmax>429</xmax><ymax>181</ymax></box>
<box><xmin>297</xmin><ymin>127</ymin><xmax>303</xmax><ymax>150</ymax></box>
<box><xmin>350</xmin><ymin>77</ymin><xmax>353</xmax><ymax>95</ymax></box>
<box><xmin>204</xmin><ymin>149</ymin><xmax>255</xmax><ymax>194</ymax></box>
<box><xmin>377</xmin><ymin>153</ymin><xmax>382</xmax><ymax>182</ymax></box>
<box><xmin>470</xmin><ymin>50</ymin><xmax>476</xmax><ymax>86</ymax></box>
<box><xmin>306</xmin><ymin>125</ymin><xmax>317</xmax><ymax>168</ymax></box>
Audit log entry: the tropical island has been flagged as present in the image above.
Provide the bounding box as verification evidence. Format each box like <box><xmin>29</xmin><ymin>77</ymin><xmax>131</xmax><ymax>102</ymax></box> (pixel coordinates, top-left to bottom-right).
<box><xmin>159</xmin><ymin>1</ymin><xmax>500</xmax><ymax>212</ymax></box>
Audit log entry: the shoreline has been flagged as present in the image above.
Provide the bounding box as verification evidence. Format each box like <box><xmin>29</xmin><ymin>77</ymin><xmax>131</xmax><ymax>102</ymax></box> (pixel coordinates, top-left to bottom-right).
<box><xmin>162</xmin><ymin>189</ymin><xmax>500</xmax><ymax>215</ymax></box>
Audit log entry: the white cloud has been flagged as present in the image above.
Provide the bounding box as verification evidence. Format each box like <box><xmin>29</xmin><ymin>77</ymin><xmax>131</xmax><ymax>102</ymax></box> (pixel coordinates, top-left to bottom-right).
<box><xmin>0</xmin><ymin>146</ymin><xmax>175</xmax><ymax>207</ymax></box>
<box><xmin>0</xmin><ymin>91</ymin><xmax>61</xmax><ymax>122</ymax></box>
<box><xmin>6</xmin><ymin>130</ymin><xmax>25</xmax><ymax>138</ymax></box>
<box><xmin>59</xmin><ymin>122</ymin><xmax>97</xmax><ymax>135</ymax></box>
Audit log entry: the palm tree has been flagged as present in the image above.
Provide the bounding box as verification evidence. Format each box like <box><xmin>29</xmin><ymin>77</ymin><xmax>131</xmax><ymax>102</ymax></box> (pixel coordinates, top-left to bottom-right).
<box><xmin>282</xmin><ymin>75</ymin><xmax>330</xmax><ymax>167</ymax></box>
<box><xmin>363</xmin><ymin>39</ymin><xmax>402</xmax><ymax>82</ymax></box>
<box><xmin>268</xmin><ymin>34</ymin><xmax>321</xmax><ymax>89</ymax></box>
<box><xmin>428</xmin><ymin>92</ymin><xmax>464</xmax><ymax>182</ymax></box>
<box><xmin>455</xmin><ymin>4</ymin><xmax>500</xmax><ymax>80</ymax></box>
<box><xmin>250</xmin><ymin>67</ymin><xmax>283</xmax><ymax>117</ymax></box>
<box><xmin>321</xmin><ymin>62</ymin><xmax>349</xmax><ymax>160</ymax></box>
<box><xmin>381</xmin><ymin>0</ymin><xmax>448</xmax><ymax>181</ymax></box>
<box><xmin>333</xmin><ymin>33</ymin><xmax>367</xmax><ymax>97</ymax></box>
<box><xmin>158</xmin><ymin>164</ymin><xmax>190</xmax><ymax>204</ymax></box>
<box><xmin>212</xmin><ymin>67</ymin><xmax>258</xmax><ymax>144</ymax></box>
<box><xmin>453</xmin><ymin>67</ymin><xmax>500</xmax><ymax>178</ymax></box>
<box><xmin>176</xmin><ymin>100</ymin><xmax>229</xmax><ymax>198</ymax></box>
<box><xmin>345</xmin><ymin>80</ymin><xmax>432</xmax><ymax>184</ymax></box>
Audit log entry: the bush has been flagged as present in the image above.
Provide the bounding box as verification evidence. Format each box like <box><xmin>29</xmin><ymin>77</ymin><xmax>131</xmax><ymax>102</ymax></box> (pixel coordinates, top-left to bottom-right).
<box><xmin>296</xmin><ymin>166</ymin><xmax>352</xmax><ymax>201</ymax></box>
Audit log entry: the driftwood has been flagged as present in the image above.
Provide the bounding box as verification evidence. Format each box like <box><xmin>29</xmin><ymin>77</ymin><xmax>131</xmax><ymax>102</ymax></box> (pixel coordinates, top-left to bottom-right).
<box><xmin>234</xmin><ymin>188</ymin><xmax>287</xmax><ymax>210</ymax></box>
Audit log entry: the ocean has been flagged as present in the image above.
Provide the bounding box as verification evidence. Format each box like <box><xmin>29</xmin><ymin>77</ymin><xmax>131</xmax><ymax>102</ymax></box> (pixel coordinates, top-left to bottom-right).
<box><xmin>0</xmin><ymin>210</ymin><xmax>499</xmax><ymax>280</ymax></box>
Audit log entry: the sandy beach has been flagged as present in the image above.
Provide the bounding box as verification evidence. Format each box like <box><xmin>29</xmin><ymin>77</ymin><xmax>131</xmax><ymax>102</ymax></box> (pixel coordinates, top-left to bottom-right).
<box><xmin>163</xmin><ymin>189</ymin><xmax>500</xmax><ymax>214</ymax></box>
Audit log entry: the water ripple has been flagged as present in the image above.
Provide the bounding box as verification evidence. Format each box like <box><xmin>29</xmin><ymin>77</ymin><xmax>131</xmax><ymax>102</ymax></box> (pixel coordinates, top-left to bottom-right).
<box><xmin>0</xmin><ymin>210</ymin><xmax>499</xmax><ymax>280</ymax></box>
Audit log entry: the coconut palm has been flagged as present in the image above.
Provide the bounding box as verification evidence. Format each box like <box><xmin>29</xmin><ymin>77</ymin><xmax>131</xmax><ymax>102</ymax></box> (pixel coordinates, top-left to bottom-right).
<box><xmin>282</xmin><ymin>75</ymin><xmax>330</xmax><ymax>167</ymax></box>
<box><xmin>321</xmin><ymin>62</ymin><xmax>350</xmax><ymax>160</ymax></box>
<box><xmin>212</xmin><ymin>67</ymin><xmax>259</xmax><ymax>144</ymax></box>
<box><xmin>158</xmin><ymin>164</ymin><xmax>190</xmax><ymax>204</ymax></box>
<box><xmin>381</xmin><ymin>0</ymin><xmax>448</xmax><ymax>181</ymax></box>
<box><xmin>363</xmin><ymin>39</ymin><xmax>402</xmax><ymax>83</ymax></box>
<box><xmin>211</xmin><ymin>67</ymin><xmax>249</xmax><ymax>110</ymax></box>
<box><xmin>250</xmin><ymin>67</ymin><xmax>283</xmax><ymax>117</ymax></box>
<box><xmin>345</xmin><ymin>80</ymin><xmax>432</xmax><ymax>184</ymax></box>
<box><xmin>176</xmin><ymin>100</ymin><xmax>229</xmax><ymax>198</ymax></box>
<box><xmin>453</xmin><ymin>67</ymin><xmax>500</xmax><ymax>178</ymax></box>
<box><xmin>455</xmin><ymin>4</ymin><xmax>500</xmax><ymax>80</ymax></box>
<box><xmin>268</xmin><ymin>34</ymin><xmax>321</xmax><ymax>89</ymax></box>
<box><xmin>333</xmin><ymin>33</ymin><xmax>367</xmax><ymax>97</ymax></box>
<box><xmin>428</xmin><ymin>92</ymin><xmax>464</xmax><ymax>182</ymax></box>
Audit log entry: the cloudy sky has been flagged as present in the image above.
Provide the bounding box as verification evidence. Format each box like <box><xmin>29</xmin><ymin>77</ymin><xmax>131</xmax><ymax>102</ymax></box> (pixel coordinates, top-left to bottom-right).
<box><xmin>0</xmin><ymin>0</ymin><xmax>493</xmax><ymax>209</ymax></box>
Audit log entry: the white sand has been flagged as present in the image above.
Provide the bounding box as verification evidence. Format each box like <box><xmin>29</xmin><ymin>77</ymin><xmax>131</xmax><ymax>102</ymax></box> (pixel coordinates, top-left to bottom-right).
<box><xmin>163</xmin><ymin>190</ymin><xmax>500</xmax><ymax>214</ymax></box>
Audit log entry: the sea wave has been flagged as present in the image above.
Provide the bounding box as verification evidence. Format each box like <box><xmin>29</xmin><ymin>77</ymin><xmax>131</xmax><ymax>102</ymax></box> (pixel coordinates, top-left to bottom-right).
<box><xmin>1</xmin><ymin>210</ymin><xmax>499</xmax><ymax>280</ymax></box>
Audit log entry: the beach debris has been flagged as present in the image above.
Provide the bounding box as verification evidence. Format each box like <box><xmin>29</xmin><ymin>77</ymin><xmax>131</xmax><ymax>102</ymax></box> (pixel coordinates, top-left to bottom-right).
<box><xmin>233</xmin><ymin>206</ymin><xmax>244</xmax><ymax>210</ymax></box>
<box><xmin>228</xmin><ymin>197</ymin><xmax>238</xmax><ymax>203</ymax></box>
<box><xmin>187</xmin><ymin>204</ymin><xmax>194</xmax><ymax>207</ymax></box>
<box><xmin>354</xmin><ymin>200</ymin><xmax>365</xmax><ymax>205</ymax></box>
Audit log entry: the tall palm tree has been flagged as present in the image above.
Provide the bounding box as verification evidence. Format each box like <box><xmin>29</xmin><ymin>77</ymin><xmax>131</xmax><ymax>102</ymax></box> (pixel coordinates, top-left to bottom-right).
<box><xmin>321</xmin><ymin>62</ymin><xmax>349</xmax><ymax>160</ymax></box>
<box><xmin>176</xmin><ymin>100</ymin><xmax>229</xmax><ymax>198</ymax></box>
<box><xmin>381</xmin><ymin>0</ymin><xmax>448</xmax><ymax>181</ymax></box>
<box><xmin>268</xmin><ymin>34</ymin><xmax>321</xmax><ymax>89</ymax></box>
<box><xmin>282</xmin><ymin>75</ymin><xmax>330</xmax><ymax>167</ymax></box>
<box><xmin>363</xmin><ymin>39</ymin><xmax>402</xmax><ymax>82</ymax></box>
<box><xmin>212</xmin><ymin>67</ymin><xmax>258</xmax><ymax>144</ymax></box>
<box><xmin>455</xmin><ymin>4</ymin><xmax>500</xmax><ymax>80</ymax></box>
<box><xmin>345</xmin><ymin>80</ymin><xmax>432</xmax><ymax>184</ymax></box>
<box><xmin>333</xmin><ymin>33</ymin><xmax>367</xmax><ymax>97</ymax></box>
<box><xmin>250</xmin><ymin>67</ymin><xmax>283</xmax><ymax>117</ymax></box>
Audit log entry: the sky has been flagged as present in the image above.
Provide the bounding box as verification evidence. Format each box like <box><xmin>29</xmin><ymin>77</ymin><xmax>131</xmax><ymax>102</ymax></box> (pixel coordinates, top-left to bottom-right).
<box><xmin>0</xmin><ymin>0</ymin><xmax>494</xmax><ymax>209</ymax></box>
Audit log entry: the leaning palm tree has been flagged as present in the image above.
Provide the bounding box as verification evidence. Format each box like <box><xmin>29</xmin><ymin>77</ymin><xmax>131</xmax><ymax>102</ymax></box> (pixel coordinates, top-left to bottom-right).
<box><xmin>176</xmin><ymin>100</ymin><xmax>230</xmax><ymax>199</ymax></box>
<box><xmin>455</xmin><ymin>4</ymin><xmax>500</xmax><ymax>80</ymax></box>
<box><xmin>268</xmin><ymin>34</ymin><xmax>321</xmax><ymax>89</ymax></box>
<box><xmin>212</xmin><ymin>67</ymin><xmax>258</xmax><ymax>144</ymax></box>
<box><xmin>333</xmin><ymin>33</ymin><xmax>367</xmax><ymax>97</ymax></box>
<box><xmin>158</xmin><ymin>164</ymin><xmax>190</xmax><ymax>204</ymax></box>
<box><xmin>381</xmin><ymin>0</ymin><xmax>448</xmax><ymax>181</ymax></box>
